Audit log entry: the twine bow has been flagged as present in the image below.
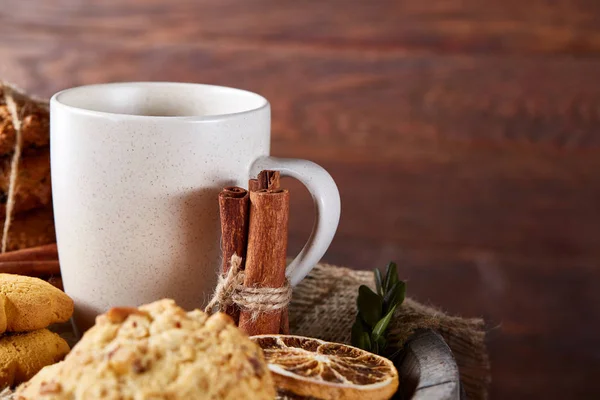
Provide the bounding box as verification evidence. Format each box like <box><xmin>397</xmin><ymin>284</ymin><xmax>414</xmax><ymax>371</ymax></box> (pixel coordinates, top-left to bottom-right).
<box><xmin>205</xmin><ymin>254</ymin><xmax>292</xmax><ymax>319</ymax></box>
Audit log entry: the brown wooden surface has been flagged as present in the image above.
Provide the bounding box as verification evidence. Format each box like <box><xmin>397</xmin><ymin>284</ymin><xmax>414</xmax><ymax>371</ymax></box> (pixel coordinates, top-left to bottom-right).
<box><xmin>1</xmin><ymin>1</ymin><xmax>599</xmax><ymax>398</ymax></box>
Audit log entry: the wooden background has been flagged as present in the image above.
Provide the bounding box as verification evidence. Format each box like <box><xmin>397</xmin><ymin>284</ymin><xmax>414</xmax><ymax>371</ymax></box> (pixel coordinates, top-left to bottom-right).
<box><xmin>1</xmin><ymin>0</ymin><xmax>599</xmax><ymax>398</ymax></box>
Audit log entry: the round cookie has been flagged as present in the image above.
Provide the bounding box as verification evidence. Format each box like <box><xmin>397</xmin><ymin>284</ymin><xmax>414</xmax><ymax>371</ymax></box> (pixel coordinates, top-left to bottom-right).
<box><xmin>16</xmin><ymin>299</ymin><xmax>275</xmax><ymax>400</ymax></box>
<box><xmin>0</xmin><ymin>274</ymin><xmax>74</xmax><ymax>333</ymax></box>
<box><xmin>0</xmin><ymin>329</ymin><xmax>70</xmax><ymax>388</ymax></box>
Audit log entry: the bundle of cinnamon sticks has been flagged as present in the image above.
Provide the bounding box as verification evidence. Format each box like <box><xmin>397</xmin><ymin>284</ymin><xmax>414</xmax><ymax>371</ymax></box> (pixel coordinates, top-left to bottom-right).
<box><xmin>219</xmin><ymin>170</ymin><xmax>290</xmax><ymax>336</ymax></box>
<box><xmin>1</xmin><ymin>171</ymin><xmax>292</xmax><ymax>337</ymax></box>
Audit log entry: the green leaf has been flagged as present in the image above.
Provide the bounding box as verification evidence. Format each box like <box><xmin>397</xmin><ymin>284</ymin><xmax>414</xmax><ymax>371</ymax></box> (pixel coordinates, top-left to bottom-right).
<box><xmin>355</xmin><ymin>333</ymin><xmax>367</xmax><ymax>351</ymax></box>
<box><xmin>362</xmin><ymin>332</ymin><xmax>372</xmax><ymax>352</ymax></box>
<box><xmin>352</xmin><ymin>319</ymin><xmax>371</xmax><ymax>351</ymax></box>
<box><xmin>372</xmin><ymin>333</ymin><xmax>387</xmax><ymax>349</ymax></box>
<box><xmin>384</xmin><ymin>262</ymin><xmax>399</xmax><ymax>292</ymax></box>
<box><xmin>383</xmin><ymin>281</ymin><xmax>406</xmax><ymax>312</ymax></box>
<box><xmin>374</xmin><ymin>268</ymin><xmax>383</xmax><ymax>296</ymax></box>
<box><xmin>351</xmin><ymin>318</ymin><xmax>365</xmax><ymax>348</ymax></box>
<box><xmin>372</xmin><ymin>304</ymin><xmax>397</xmax><ymax>340</ymax></box>
<box><xmin>372</xmin><ymin>340</ymin><xmax>379</xmax><ymax>354</ymax></box>
<box><xmin>357</xmin><ymin>285</ymin><xmax>383</xmax><ymax>327</ymax></box>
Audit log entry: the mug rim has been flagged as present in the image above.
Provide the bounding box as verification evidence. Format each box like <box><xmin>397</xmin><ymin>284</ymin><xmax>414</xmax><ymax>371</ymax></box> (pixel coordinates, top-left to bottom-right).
<box><xmin>50</xmin><ymin>82</ymin><xmax>270</xmax><ymax>122</ymax></box>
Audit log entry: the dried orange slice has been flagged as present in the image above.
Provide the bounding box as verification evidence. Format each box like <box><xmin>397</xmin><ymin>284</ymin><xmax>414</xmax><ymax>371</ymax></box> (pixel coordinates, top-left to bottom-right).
<box><xmin>251</xmin><ymin>335</ymin><xmax>399</xmax><ymax>400</ymax></box>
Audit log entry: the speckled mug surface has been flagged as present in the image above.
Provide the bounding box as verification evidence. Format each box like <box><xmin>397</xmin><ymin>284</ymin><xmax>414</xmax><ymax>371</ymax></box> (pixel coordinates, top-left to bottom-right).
<box><xmin>51</xmin><ymin>82</ymin><xmax>340</xmax><ymax>333</ymax></box>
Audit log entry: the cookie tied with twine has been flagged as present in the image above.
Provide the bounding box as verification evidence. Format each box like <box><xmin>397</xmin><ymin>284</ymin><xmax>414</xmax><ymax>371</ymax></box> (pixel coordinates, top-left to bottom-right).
<box><xmin>205</xmin><ymin>254</ymin><xmax>293</xmax><ymax>321</ymax></box>
<box><xmin>0</xmin><ymin>83</ymin><xmax>49</xmax><ymax>157</ymax></box>
<box><xmin>0</xmin><ymin>82</ymin><xmax>52</xmax><ymax>253</ymax></box>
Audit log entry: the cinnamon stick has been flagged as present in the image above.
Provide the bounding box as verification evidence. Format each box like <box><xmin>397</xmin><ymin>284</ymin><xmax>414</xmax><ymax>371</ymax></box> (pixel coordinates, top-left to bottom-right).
<box><xmin>0</xmin><ymin>260</ymin><xmax>60</xmax><ymax>277</ymax></box>
<box><xmin>238</xmin><ymin>189</ymin><xmax>289</xmax><ymax>336</ymax></box>
<box><xmin>255</xmin><ymin>170</ymin><xmax>290</xmax><ymax>334</ymax></box>
<box><xmin>257</xmin><ymin>170</ymin><xmax>281</xmax><ymax>191</ymax></box>
<box><xmin>248</xmin><ymin>178</ymin><xmax>260</xmax><ymax>192</ymax></box>
<box><xmin>0</xmin><ymin>243</ymin><xmax>58</xmax><ymax>262</ymax></box>
<box><xmin>279</xmin><ymin>309</ymin><xmax>290</xmax><ymax>335</ymax></box>
<box><xmin>218</xmin><ymin>186</ymin><xmax>250</xmax><ymax>323</ymax></box>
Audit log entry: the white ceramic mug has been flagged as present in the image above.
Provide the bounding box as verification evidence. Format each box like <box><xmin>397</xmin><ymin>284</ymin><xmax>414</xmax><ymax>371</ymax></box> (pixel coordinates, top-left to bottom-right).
<box><xmin>50</xmin><ymin>82</ymin><xmax>340</xmax><ymax>332</ymax></box>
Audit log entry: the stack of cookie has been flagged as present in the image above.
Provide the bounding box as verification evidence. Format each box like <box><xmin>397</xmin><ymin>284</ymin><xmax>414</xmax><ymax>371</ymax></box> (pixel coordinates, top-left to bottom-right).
<box><xmin>0</xmin><ymin>83</ymin><xmax>55</xmax><ymax>252</ymax></box>
<box><xmin>0</xmin><ymin>274</ymin><xmax>73</xmax><ymax>389</ymax></box>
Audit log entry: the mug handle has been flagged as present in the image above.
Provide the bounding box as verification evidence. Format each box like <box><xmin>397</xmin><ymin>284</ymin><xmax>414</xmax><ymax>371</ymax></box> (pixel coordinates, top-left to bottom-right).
<box><xmin>250</xmin><ymin>156</ymin><xmax>341</xmax><ymax>286</ymax></box>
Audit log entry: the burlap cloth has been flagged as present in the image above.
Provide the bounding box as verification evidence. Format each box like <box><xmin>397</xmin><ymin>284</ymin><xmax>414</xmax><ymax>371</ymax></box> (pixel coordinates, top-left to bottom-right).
<box><xmin>288</xmin><ymin>263</ymin><xmax>490</xmax><ymax>400</ymax></box>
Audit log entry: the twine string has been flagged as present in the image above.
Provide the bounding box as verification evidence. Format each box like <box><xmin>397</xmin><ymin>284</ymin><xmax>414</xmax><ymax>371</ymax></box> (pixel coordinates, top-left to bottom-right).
<box><xmin>1</xmin><ymin>85</ymin><xmax>24</xmax><ymax>253</ymax></box>
<box><xmin>204</xmin><ymin>254</ymin><xmax>246</xmax><ymax>312</ymax></box>
<box><xmin>205</xmin><ymin>254</ymin><xmax>292</xmax><ymax>319</ymax></box>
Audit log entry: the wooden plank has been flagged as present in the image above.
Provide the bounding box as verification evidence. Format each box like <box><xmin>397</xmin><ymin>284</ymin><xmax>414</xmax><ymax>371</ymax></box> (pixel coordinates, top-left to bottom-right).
<box><xmin>284</xmin><ymin>148</ymin><xmax>600</xmax><ymax>261</ymax></box>
<box><xmin>1</xmin><ymin>0</ymin><xmax>600</xmax><ymax>54</ymax></box>
<box><xmin>1</xmin><ymin>32</ymin><xmax>599</xmax><ymax>399</ymax></box>
<box><xmin>399</xmin><ymin>329</ymin><xmax>461</xmax><ymax>400</ymax></box>
<box><xmin>3</xmin><ymin>41</ymin><xmax>598</xmax><ymax>259</ymax></box>
<box><xmin>1</xmin><ymin>40</ymin><xmax>600</xmax><ymax>149</ymax></box>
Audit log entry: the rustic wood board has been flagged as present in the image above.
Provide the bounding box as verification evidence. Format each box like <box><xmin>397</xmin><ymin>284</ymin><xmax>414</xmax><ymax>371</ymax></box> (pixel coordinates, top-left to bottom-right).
<box><xmin>2</xmin><ymin>0</ymin><xmax>600</xmax><ymax>54</ymax></box>
<box><xmin>2</xmin><ymin>1</ymin><xmax>600</xmax><ymax>397</ymax></box>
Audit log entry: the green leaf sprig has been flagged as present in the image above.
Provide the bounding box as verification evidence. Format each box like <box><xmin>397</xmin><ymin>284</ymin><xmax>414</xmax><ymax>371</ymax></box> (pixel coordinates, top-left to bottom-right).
<box><xmin>351</xmin><ymin>262</ymin><xmax>406</xmax><ymax>357</ymax></box>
